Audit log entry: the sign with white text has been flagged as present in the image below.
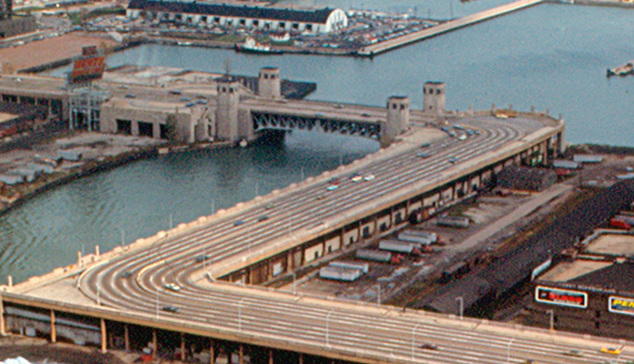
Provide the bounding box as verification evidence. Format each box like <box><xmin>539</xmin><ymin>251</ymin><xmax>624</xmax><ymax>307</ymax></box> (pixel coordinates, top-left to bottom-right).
<box><xmin>535</xmin><ymin>286</ymin><xmax>587</xmax><ymax>308</ymax></box>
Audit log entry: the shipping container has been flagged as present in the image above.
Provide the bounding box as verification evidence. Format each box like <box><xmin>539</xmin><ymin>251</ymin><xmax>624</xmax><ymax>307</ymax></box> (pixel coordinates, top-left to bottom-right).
<box><xmin>615</xmin><ymin>215</ymin><xmax>634</xmax><ymax>226</ymax></box>
<box><xmin>355</xmin><ymin>249</ymin><xmax>391</xmax><ymax>262</ymax></box>
<box><xmin>553</xmin><ymin>160</ymin><xmax>581</xmax><ymax>170</ymax></box>
<box><xmin>379</xmin><ymin>240</ymin><xmax>416</xmax><ymax>253</ymax></box>
<box><xmin>401</xmin><ymin>230</ymin><xmax>437</xmax><ymax>243</ymax></box>
<box><xmin>573</xmin><ymin>154</ymin><xmax>604</xmax><ymax>163</ymax></box>
<box><xmin>436</xmin><ymin>216</ymin><xmax>470</xmax><ymax>228</ymax></box>
<box><xmin>398</xmin><ymin>232</ymin><xmax>433</xmax><ymax>245</ymax></box>
<box><xmin>319</xmin><ymin>266</ymin><xmax>362</xmax><ymax>281</ymax></box>
<box><xmin>609</xmin><ymin>218</ymin><xmax>632</xmax><ymax>230</ymax></box>
<box><xmin>329</xmin><ymin>261</ymin><xmax>369</xmax><ymax>274</ymax></box>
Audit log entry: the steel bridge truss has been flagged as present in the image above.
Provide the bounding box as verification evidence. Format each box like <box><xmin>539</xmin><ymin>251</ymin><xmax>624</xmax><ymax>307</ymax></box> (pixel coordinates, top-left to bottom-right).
<box><xmin>252</xmin><ymin>111</ymin><xmax>381</xmax><ymax>139</ymax></box>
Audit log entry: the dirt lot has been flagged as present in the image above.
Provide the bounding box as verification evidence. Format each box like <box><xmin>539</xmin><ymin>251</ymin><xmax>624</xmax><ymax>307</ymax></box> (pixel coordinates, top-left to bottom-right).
<box><xmin>0</xmin><ymin>336</ymin><xmax>126</xmax><ymax>364</ymax></box>
<box><xmin>0</xmin><ymin>33</ymin><xmax>116</xmax><ymax>72</ymax></box>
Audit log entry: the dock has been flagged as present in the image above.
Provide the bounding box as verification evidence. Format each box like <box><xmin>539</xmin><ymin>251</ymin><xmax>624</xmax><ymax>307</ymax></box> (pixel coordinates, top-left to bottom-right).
<box><xmin>357</xmin><ymin>0</ymin><xmax>543</xmax><ymax>56</ymax></box>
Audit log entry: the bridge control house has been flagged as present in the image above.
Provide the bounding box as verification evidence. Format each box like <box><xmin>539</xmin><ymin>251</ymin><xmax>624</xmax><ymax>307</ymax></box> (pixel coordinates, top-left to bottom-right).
<box><xmin>527</xmin><ymin>230</ymin><xmax>634</xmax><ymax>340</ymax></box>
<box><xmin>126</xmin><ymin>0</ymin><xmax>349</xmax><ymax>34</ymax></box>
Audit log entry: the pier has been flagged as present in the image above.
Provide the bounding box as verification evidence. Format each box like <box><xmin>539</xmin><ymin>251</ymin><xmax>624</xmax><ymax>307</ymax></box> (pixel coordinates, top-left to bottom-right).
<box><xmin>357</xmin><ymin>0</ymin><xmax>543</xmax><ymax>56</ymax></box>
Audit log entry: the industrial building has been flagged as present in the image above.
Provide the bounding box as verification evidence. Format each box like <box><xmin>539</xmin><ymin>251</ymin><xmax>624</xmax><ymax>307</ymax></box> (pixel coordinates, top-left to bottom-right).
<box><xmin>126</xmin><ymin>0</ymin><xmax>349</xmax><ymax>34</ymax></box>
<box><xmin>527</xmin><ymin>229</ymin><xmax>634</xmax><ymax>339</ymax></box>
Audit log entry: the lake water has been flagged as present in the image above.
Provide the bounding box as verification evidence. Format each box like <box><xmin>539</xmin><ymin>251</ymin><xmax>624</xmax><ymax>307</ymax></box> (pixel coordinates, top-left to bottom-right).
<box><xmin>6</xmin><ymin>1</ymin><xmax>633</xmax><ymax>283</ymax></box>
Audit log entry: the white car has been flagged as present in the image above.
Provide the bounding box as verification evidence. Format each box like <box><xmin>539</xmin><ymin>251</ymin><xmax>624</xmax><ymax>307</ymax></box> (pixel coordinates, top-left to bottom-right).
<box><xmin>364</xmin><ymin>174</ymin><xmax>375</xmax><ymax>181</ymax></box>
<box><xmin>164</xmin><ymin>283</ymin><xmax>181</xmax><ymax>292</ymax></box>
<box><xmin>326</xmin><ymin>185</ymin><xmax>339</xmax><ymax>191</ymax></box>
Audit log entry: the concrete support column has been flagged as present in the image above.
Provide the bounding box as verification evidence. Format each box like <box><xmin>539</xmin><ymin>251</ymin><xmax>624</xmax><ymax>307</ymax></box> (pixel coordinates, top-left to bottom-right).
<box><xmin>47</xmin><ymin>99</ymin><xmax>53</xmax><ymax>120</ymax></box>
<box><xmin>287</xmin><ymin>250</ymin><xmax>293</xmax><ymax>272</ymax></box>
<box><xmin>298</xmin><ymin>353</ymin><xmax>303</xmax><ymax>364</ymax></box>
<box><xmin>269</xmin><ymin>349</ymin><xmax>273</xmax><ymax>364</ymax></box>
<box><xmin>180</xmin><ymin>333</ymin><xmax>186</xmax><ymax>361</ymax></box>
<box><xmin>50</xmin><ymin>310</ymin><xmax>56</xmax><ymax>343</ymax></box>
<box><xmin>209</xmin><ymin>339</ymin><xmax>214</xmax><ymax>364</ymax></box>
<box><xmin>152</xmin><ymin>329</ymin><xmax>157</xmax><ymax>358</ymax></box>
<box><xmin>124</xmin><ymin>324</ymin><xmax>130</xmax><ymax>351</ymax></box>
<box><xmin>0</xmin><ymin>291</ymin><xmax>5</xmax><ymax>336</ymax></box>
<box><xmin>239</xmin><ymin>344</ymin><xmax>244</xmax><ymax>364</ymax></box>
<box><xmin>100</xmin><ymin>318</ymin><xmax>107</xmax><ymax>353</ymax></box>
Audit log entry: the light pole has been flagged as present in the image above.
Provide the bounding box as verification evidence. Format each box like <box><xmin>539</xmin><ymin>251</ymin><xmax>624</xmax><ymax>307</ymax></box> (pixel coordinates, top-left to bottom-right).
<box><xmin>169</xmin><ymin>213</ymin><xmax>173</xmax><ymax>230</ymax></box>
<box><xmin>97</xmin><ymin>284</ymin><xmax>101</xmax><ymax>306</ymax></box>
<box><xmin>456</xmin><ymin>296</ymin><xmax>463</xmax><ymax>320</ymax></box>
<box><xmin>547</xmin><ymin>309</ymin><xmax>554</xmax><ymax>333</ymax></box>
<box><xmin>155</xmin><ymin>288</ymin><xmax>160</xmax><ymax>321</ymax></box>
<box><xmin>255</xmin><ymin>181</ymin><xmax>259</xmax><ymax>197</ymax></box>
<box><xmin>120</xmin><ymin>228</ymin><xmax>125</xmax><ymax>247</ymax></box>
<box><xmin>238</xmin><ymin>297</ymin><xmax>245</xmax><ymax>332</ymax></box>
<box><xmin>507</xmin><ymin>338</ymin><xmax>515</xmax><ymax>364</ymax></box>
<box><xmin>375</xmin><ymin>284</ymin><xmax>381</xmax><ymax>307</ymax></box>
<box><xmin>210</xmin><ymin>197</ymin><xmax>215</xmax><ymax>214</ymax></box>
<box><xmin>326</xmin><ymin>311</ymin><xmax>334</xmax><ymax>347</ymax></box>
<box><xmin>411</xmin><ymin>323</ymin><xmax>420</xmax><ymax>360</ymax></box>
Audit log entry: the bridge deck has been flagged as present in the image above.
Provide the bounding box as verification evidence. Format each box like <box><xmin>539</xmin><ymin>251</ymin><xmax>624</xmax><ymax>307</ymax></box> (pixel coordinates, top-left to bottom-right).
<box><xmin>2</xmin><ymin>114</ymin><xmax>616</xmax><ymax>364</ymax></box>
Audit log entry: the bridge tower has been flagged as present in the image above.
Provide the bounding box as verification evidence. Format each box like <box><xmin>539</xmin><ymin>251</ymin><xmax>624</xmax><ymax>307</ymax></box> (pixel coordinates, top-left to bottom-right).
<box><xmin>423</xmin><ymin>81</ymin><xmax>446</xmax><ymax>116</ymax></box>
<box><xmin>258</xmin><ymin>67</ymin><xmax>281</xmax><ymax>99</ymax></box>
<box><xmin>381</xmin><ymin>96</ymin><xmax>410</xmax><ymax>146</ymax></box>
<box><xmin>215</xmin><ymin>77</ymin><xmax>241</xmax><ymax>142</ymax></box>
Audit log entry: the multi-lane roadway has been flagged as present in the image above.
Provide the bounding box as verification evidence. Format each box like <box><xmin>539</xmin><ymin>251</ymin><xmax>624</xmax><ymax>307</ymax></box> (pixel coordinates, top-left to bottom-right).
<box><xmin>70</xmin><ymin>115</ymin><xmax>626</xmax><ymax>364</ymax></box>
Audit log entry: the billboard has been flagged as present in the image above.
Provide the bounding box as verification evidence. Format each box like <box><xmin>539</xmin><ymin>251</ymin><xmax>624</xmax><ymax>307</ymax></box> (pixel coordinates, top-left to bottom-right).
<box><xmin>608</xmin><ymin>296</ymin><xmax>634</xmax><ymax>316</ymax></box>
<box><xmin>535</xmin><ymin>286</ymin><xmax>587</xmax><ymax>308</ymax></box>
<box><xmin>68</xmin><ymin>55</ymin><xmax>106</xmax><ymax>85</ymax></box>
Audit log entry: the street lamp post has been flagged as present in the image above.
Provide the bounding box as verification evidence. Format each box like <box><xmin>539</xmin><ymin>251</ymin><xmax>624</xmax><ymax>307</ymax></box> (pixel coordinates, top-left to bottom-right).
<box><xmin>411</xmin><ymin>323</ymin><xmax>420</xmax><ymax>360</ymax></box>
<box><xmin>326</xmin><ymin>311</ymin><xmax>334</xmax><ymax>347</ymax></box>
<box><xmin>507</xmin><ymin>338</ymin><xmax>515</xmax><ymax>364</ymax></box>
<box><xmin>97</xmin><ymin>284</ymin><xmax>100</xmax><ymax>306</ymax></box>
<box><xmin>155</xmin><ymin>288</ymin><xmax>160</xmax><ymax>321</ymax></box>
<box><xmin>547</xmin><ymin>309</ymin><xmax>554</xmax><ymax>333</ymax></box>
<box><xmin>120</xmin><ymin>228</ymin><xmax>125</xmax><ymax>247</ymax></box>
<box><xmin>456</xmin><ymin>296</ymin><xmax>463</xmax><ymax>320</ymax></box>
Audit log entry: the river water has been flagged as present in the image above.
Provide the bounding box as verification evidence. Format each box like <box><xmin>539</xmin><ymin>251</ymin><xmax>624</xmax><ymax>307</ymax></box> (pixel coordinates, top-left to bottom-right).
<box><xmin>4</xmin><ymin>1</ymin><xmax>632</xmax><ymax>283</ymax></box>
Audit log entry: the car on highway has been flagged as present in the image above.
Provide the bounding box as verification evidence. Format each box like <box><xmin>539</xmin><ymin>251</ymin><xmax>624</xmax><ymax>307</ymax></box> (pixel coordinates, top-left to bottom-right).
<box><xmin>329</xmin><ymin>178</ymin><xmax>340</xmax><ymax>185</ymax></box>
<box><xmin>234</xmin><ymin>220</ymin><xmax>245</xmax><ymax>226</ymax></box>
<box><xmin>364</xmin><ymin>174</ymin><xmax>375</xmax><ymax>181</ymax></box>
<box><xmin>162</xmin><ymin>305</ymin><xmax>179</xmax><ymax>313</ymax></box>
<box><xmin>120</xmin><ymin>271</ymin><xmax>132</xmax><ymax>278</ymax></box>
<box><xmin>440</xmin><ymin>127</ymin><xmax>449</xmax><ymax>132</ymax></box>
<box><xmin>564</xmin><ymin>349</ymin><xmax>583</xmax><ymax>357</ymax></box>
<box><xmin>458</xmin><ymin>134</ymin><xmax>467</xmax><ymax>141</ymax></box>
<box><xmin>420</xmin><ymin>343</ymin><xmax>438</xmax><ymax>350</ymax></box>
<box><xmin>265</xmin><ymin>204</ymin><xmax>275</xmax><ymax>210</ymax></box>
<box><xmin>420</xmin><ymin>143</ymin><xmax>431</xmax><ymax>148</ymax></box>
<box><xmin>180</xmin><ymin>97</ymin><xmax>192</xmax><ymax>102</ymax></box>
<box><xmin>195</xmin><ymin>255</ymin><xmax>211</xmax><ymax>263</ymax></box>
<box><xmin>351</xmin><ymin>174</ymin><xmax>363</xmax><ymax>182</ymax></box>
<box><xmin>169</xmin><ymin>90</ymin><xmax>182</xmax><ymax>95</ymax></box>
<box><xmin>257</xmin><ymin>215</ymin><xmax>269</xmax><ymax>222</ymax></box>
<box><xmin>164</xmin><ymin>283</ymin><xmax>181</xmax><ymax>292</ymax></box>
<box><xmin>600</xmin><ymin>347</ymin><xmax>621</xmax><ymax>355</ymax></box>
<box><xmin>453</xmin><ymin>124</ymin><xmax>464</xmax><ymax>130</ymax></box>
<box><xmin>448</xmin><ymin>157</ymin><xmax>459</xmax><ymax>164</ymax></box>
<box><xmin>416</xmin><ymin>151</ymin><xmax>431</xmax><ymax>158</ymax></box>
<box><xmin>124</xmin><ymin>93</ymin><xmax>136</xmax><ymax>99</ymax></box>
<box><xmin>361</xmin><ymin>113</ymin><xmax>371</xmax><ymax>117</ymax></box>
<box><xmin>333</xmin><ymin>104</ymin><xmax>343</xmax><ymax>109</ymax></box>
<box><xmin>466</xmin><ymin>129</ymin><xmax>474</xmax><ymax>136</ymax></box>
<box><xmin>326</xmin><ymin>185</ymin><xmax>339</xmax><ymax>191</ymax></box>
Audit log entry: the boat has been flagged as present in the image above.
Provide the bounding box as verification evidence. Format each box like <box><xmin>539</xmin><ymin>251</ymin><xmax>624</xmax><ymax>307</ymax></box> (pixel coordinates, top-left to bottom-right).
<box><xmin>235</xmin><ymin>37</ymin><xmax>282</xmax><ymax>55</ymax></box>
<box><xmin>607</xmin><ymin>60</ymin><xmax>634</xmax><ymax>77</ymax></box>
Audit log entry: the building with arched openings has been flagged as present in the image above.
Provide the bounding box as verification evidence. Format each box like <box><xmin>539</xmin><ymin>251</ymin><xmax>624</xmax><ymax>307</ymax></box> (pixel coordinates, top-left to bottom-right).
<box><xmin>127</xmin><ymin>0</ymin><xmax>348</xmax><ymax>34</ymax></box>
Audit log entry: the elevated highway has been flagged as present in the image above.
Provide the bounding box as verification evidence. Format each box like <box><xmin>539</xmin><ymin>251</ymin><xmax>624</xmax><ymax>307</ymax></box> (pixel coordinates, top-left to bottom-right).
<box><xmin>3</xmin><ymin>111</ymin><xmax>626</xmax><ymax>364</ymax></box>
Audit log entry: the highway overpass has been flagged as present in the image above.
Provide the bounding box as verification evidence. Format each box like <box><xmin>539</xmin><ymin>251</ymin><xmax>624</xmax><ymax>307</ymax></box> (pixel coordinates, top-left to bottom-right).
<box><xmin>4</xmin><ymin>109</ymin><xmax>629</xmax><ymax>364</ymax></box>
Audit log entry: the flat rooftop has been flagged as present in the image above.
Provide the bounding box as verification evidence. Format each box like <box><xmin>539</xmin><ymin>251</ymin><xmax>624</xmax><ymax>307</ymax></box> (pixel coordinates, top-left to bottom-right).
<box><xmin>584</xmin><ymin>232</ymin><xmax>634</xmax><ymax>257</ymax></box>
